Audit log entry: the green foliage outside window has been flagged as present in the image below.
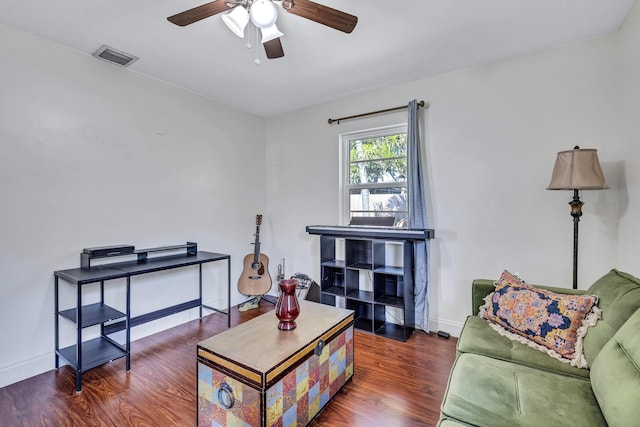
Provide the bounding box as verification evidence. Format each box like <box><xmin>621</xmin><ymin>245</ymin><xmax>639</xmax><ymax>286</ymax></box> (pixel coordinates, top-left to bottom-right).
<box><xmin>349</xmin><ymin>134</ymin><xmax>407</xmax><ymax>184</ymax></box>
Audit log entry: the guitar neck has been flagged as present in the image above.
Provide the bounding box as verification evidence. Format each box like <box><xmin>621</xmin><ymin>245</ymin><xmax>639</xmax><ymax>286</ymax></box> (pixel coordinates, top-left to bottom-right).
<box><xmin>253</xmin><ymin>224</ymin><xmax>261</xmax><ymax>261</ymax></box>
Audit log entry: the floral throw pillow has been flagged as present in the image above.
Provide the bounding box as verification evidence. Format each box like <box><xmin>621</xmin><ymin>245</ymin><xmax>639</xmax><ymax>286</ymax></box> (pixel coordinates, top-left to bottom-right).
<box><xmin>479</xmin><ymin>270</ymin><xmax>601</xmax><ymax>368</ymax></box>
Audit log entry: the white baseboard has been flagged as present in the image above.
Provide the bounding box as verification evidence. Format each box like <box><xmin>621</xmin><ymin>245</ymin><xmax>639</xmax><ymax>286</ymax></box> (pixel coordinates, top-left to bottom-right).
<box><xmin>0</xmin><ymin>352</ymin><xmax>53</xmax><ymax>389</ymax></box>
<box><xmin>427</xmin><ymin>317</ymin><xmax>464</xmax><ymax>338</ymax></box>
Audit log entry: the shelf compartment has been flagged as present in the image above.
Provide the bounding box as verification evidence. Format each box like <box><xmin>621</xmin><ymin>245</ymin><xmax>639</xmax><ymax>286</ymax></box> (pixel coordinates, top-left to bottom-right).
<box><xmin>58</xmin><ymin>303</ymin><xmax>126</xmax><ymax>328</ymax></box>
<box><xmin>57</xmin><ymin>337</ymin><xmax>127</xmax><ymax>371</ymax></box>
<box><xmin>372</xmin><ymin>240</ymin><xmax>388</xmax><ymax>270</ymax></box>
<box><xmin>345</xmin><ymin>269</ymin><xmax>373</xmax><ymax>302</ymax></box>
<box><xmin>347</xmin><ymin>300</ymin><xmax>385</xmax><ymax>333</ymax></box>
<box><xmin>320</xmin><ymin>236</ymin><xmax>337</xmax><ymax>264</ymax></box>
<box><xmin>375</xmin><ymin>322</ymin><xmax>414</xmax><ymax>342</ymax></box>
<box><xmin>374</xmin><ymin>274</ymin><xmax>405</xmax><ymax>308</ymax></box>
<box><xmin>346</xmin><ymin>299</ymin><xmax>373</xmax><ymax>332</ymax></box>
<box><xmin>345</xmin><ymin>239</ymin><xmax>373</xmax><ymax>270</ymax></box>
<box><xmin>354</xmin><ymin>317</ymin><xmax>373</xmax><ymax>331</ymax></box>
<box><xmin>320</xmin><ymin>267</ymin><xmax>345</xmax><ymax>295</ymax></box>
<box><xmin>373</xmin><ymin>304</ymin><xmax>410</xmax><ymax>341</ymax></box>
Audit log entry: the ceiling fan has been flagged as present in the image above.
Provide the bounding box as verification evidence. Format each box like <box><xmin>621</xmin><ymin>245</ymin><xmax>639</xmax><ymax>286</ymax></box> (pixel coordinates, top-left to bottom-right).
<box><xmin>167</xmin><ymin>0</ymin><xmax>358</xmax><ymax>59</ymax></box>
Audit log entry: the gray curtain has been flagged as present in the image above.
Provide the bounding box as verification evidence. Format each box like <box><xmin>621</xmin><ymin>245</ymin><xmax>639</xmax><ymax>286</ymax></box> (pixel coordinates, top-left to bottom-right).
<box><xmin>407</xmin><ymin>99</ymin><xmax>429</xmax><ymax>331</ymax></box>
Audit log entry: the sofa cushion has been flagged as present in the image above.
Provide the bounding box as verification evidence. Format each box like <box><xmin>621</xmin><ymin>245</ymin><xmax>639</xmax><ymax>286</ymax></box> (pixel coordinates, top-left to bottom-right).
<box><xmin>590</xmin><ymin>307</ymin><xmax>640</xmax><ymax>427</ymax></box>
<box><xmin>441</xmin><ymin>353</ymin><xmax>607</xmax><ymax>427</ymax></box>
<box><xmin>480</xmin><ymin>271</ymin><xmax>600</xmax><ymax>368</ymax></box>
<box><xmin>457</xmin><ymin>315</ymin><xmax>590</xmax><ymax>378</ymax></box>
<box><xmin>583</xmin><ymin>269</ymin><xmax>640</xmax><ymax>366</ymax></box>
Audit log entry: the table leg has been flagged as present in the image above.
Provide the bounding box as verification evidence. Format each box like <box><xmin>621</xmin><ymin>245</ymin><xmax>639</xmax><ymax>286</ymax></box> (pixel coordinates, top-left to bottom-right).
<box><xmin>54</xmin><ymin>276</ymin><xmax>59</xmax><ymax>369</ymax></box>
<box><xmin>199</xmin><ymin>264</ymin><xmax>203</xmax><ymax>319</ymax></box>
<box><xmin>126</xmin><ymin>276</ymin><xmax>131</xmax><ymax>371</ymax></box>
<box><xmin>227</xmin><ymin>257</ymin><xmax>231</xmax><ymax>328</ymax></box>
<box><xmin>76</xmin><ymin>284</ymin><xmax>83</xmax><ymax>393</ymax></box>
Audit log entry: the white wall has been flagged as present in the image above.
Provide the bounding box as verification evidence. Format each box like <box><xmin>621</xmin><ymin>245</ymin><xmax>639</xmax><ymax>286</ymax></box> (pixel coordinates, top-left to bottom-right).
<box><xmin>0</xmin><ymin>23</ymin><xmax>266</xmax><ymax>387</ymax></box>
<box><xmin>265</xmin><ymin>3</ymin><xmax>640</xmax><ymax>336</ymax></box>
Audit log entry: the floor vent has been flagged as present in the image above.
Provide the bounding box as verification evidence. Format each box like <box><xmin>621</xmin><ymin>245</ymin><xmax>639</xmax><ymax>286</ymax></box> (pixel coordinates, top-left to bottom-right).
<box><xmin>92</xmin><ymin>45</ymin><xmax>139</xmax><ymax>67</ymax></box>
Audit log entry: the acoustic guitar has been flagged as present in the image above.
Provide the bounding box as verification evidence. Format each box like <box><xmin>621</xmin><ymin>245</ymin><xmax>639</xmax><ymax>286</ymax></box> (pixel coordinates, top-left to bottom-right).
<box><xmin>237</xmin><ymin>214</ymin><xmax>272</xmax><ymax>296</ymax></box>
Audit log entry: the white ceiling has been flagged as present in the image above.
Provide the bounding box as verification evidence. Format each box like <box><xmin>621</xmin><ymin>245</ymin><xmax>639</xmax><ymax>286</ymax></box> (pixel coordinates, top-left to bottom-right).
<box><xmin>0</xmin><ymin>1</ymin><xmax>634</xmax><ymax>117</ymax></box>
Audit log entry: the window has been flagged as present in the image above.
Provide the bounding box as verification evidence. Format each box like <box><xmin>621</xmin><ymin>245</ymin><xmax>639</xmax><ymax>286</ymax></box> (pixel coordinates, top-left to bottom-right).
<box><xmin>341</xmin><ymin>125</ymin><xmax>408</xmax><ymax>227</ymax></box>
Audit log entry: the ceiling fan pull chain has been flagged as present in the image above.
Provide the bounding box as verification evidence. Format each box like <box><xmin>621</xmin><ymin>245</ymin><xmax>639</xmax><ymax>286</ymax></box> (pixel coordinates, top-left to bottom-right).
<box><xmin>254</xmin><ymin>25</ymin><xmax>262</xmax><ymax>64</ymax></box>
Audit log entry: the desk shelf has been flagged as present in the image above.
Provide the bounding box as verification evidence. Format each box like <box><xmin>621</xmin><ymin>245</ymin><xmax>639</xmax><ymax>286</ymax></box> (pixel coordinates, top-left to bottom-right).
<box><xmin>59</xmin><ymin>303</ymin><xmax>125</xmax><ymax>328</ymax></box>
<box><xmin>57</xmin><ymin>337</ymin><xmax>128</xmax><ymax>372</ymax></box>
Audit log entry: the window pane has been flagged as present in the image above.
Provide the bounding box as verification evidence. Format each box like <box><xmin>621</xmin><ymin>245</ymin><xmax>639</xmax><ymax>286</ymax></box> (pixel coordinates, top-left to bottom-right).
<box><xmin>349</xmin><ymin>158</ymin><xmax>407</xmax><ymax>184</ymax></box>
<box><xmin>349</xmin><ymin>134</ymin><xmax>407</xmax><ymax>161</ymax></box>
<box><xmin>348</xmin><ymin>133</ymin><xmax>407</xmax><ymax>185</ymax></box>
<box><xmin>349</xmin><ymin>187</ymin><xmax>408</xmax><ymax>227</ymax></box>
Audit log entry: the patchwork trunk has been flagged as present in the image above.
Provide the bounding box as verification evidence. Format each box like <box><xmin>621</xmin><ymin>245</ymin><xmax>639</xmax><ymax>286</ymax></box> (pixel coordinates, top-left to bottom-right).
<box><xmin>197</xmin><ymin>301</ymin><xmax>354</xmax><ymax>426</ymax></box>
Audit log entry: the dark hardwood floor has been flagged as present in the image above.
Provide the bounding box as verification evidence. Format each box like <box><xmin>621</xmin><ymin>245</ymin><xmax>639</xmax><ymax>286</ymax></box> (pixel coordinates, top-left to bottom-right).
<box><xmin>1</xmin><ymin>303</ymin><xmax>457</xmax><ymax>426</ymax></box>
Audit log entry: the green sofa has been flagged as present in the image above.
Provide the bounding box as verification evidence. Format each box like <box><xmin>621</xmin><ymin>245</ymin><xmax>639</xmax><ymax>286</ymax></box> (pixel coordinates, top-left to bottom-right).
<box><xmin>438</xmin><ymin>269</ymin><xmax>640</xmax><ymax>427</ymax></box>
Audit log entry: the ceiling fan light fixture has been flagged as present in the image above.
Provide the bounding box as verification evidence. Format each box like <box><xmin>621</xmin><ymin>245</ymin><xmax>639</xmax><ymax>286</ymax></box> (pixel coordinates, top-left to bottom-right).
<box><xmin>167</xmin><ymin>0</ymin><xmax>359</xmax><ymax>61</ymax></box>
<box><xmin>260</xmin><ymin>23</ymin><xmax>284</xmax><ymax>43</ymax></box>
<box><xmin>222</xmin><ymin>5</ymin><xmax>249</xmax><ymax>38</ymax></box>
<box><xmin>250</xmin><ymin>0</ymin><xmax>278</xmax><ymax>29</ymax></box>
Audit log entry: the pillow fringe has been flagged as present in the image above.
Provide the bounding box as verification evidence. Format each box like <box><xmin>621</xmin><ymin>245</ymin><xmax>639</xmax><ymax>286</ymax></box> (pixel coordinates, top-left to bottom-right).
<box><xmin>572</xmin><ymin>305</ymin><xmax>602</xmax><ymax>368</ymax></box>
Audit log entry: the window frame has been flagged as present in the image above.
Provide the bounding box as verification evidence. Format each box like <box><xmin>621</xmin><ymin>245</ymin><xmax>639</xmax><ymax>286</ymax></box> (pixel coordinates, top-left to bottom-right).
<box><xmin>339</xmin><ymin>124</ymin><xmax>409</xmax><ymax>227</ymax></box>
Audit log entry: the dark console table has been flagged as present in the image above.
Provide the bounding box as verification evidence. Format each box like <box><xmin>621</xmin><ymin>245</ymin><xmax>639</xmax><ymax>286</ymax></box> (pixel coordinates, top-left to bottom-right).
<box><xmin>54</xmin><ymin>243</ymin><xmax>231</xmax><ymax>392</ymax></box>
<box><xmin>306</xmin><ymin>225</ymin><xmax>434</xmax><ymax>341</ymax></box>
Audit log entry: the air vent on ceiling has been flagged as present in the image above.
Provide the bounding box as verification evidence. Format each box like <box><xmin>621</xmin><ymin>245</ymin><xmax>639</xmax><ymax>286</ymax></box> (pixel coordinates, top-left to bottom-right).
<box><xmin>92</xmin><ymin>45</ymin><xmax>139</xmax><ymax>67</ymax></box>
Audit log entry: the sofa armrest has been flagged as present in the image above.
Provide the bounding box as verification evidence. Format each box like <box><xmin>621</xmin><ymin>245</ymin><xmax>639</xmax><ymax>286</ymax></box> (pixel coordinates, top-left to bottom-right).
<box><xmin>471</xmin><ymin>279</ymin><xmax>587</xmax><ymax>315</ymax></box>
<box><xmin>472</xmin><ymin>279</ymin><xmax>496</xmax><ymax>315</ymax></box>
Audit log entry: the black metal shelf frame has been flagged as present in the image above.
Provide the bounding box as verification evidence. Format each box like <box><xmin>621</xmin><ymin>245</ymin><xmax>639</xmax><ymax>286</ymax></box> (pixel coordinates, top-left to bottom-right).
<box><xmin>54</xmin><ymin>249</ymin><xmax>231</xmax><ymax>392</ymax></box>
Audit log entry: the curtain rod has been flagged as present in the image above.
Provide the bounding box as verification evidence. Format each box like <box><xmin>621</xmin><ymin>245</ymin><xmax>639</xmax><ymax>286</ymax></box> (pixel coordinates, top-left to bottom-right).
<box><xmin>328</xmin><ymin>100</ymin><xmax>428</xmax><ymax>124</ymax></box>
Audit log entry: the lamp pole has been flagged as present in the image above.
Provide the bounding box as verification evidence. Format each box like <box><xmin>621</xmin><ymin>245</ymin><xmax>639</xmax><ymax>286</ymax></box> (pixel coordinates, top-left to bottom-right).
<box><xmin>569</xmin><ymin>189</ymin><xmax>583</xmax><ymax>289</ymax></box>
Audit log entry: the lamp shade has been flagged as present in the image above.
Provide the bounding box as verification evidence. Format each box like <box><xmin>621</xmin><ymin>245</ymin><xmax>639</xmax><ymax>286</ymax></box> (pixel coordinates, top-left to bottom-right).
<box><xmin>547</xmin><ymin>147</ymin><xmax>607</xmax><ymax>190</ymax></box>
<box><xmin>222</xmin><ymin>6</ymin><xmax>249</xmax><ymax>38</ymax></box>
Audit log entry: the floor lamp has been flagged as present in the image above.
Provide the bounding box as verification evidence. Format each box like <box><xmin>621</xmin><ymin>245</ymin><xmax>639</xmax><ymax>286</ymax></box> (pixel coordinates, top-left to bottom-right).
<box><xmin>547</xmin><ymin>146</ymin><xmax>607</xmax><ymax>289</ymax></box>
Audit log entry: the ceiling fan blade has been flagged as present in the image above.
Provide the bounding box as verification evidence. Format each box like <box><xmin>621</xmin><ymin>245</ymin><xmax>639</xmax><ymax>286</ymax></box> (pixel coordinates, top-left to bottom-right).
<box><xmin>286</xmin><ymin>0</ymin><xmax>358</xmax><ymax>33</ymax></box>
<box><xmin>264</xmin><ymin>38</ymin><xmax>285</xmax><ymax>59</ymax></box>
<box><xmin>167</xmin><ymin>1</ymin><xmax>230</xmax><ymax>26</ymax></box>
